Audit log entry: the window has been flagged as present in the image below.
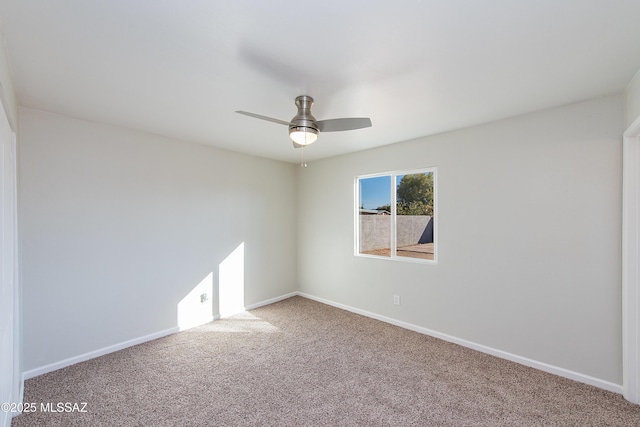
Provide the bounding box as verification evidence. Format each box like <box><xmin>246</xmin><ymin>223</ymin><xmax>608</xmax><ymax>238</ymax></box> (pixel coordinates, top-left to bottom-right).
<box><xmin>356</xmin><ymin>168</ymin><xmax>436</xmax><ymax>262</ymax></box>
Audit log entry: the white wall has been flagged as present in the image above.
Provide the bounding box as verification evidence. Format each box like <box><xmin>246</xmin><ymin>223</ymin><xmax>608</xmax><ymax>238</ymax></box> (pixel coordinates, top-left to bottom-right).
<box><xmin>627</xmin><ymin>68</ymin><xmax>640</xmax><ymax>128</ymax></box>
<box><xmin>297</xmin><ymin>95</ymin><xmax>624</xmax><ymax>386</ymax></box>
<box><xmin>19</xmin><ymin>107</ymin><xmax>297</xmax><ymax>372</ymax></box>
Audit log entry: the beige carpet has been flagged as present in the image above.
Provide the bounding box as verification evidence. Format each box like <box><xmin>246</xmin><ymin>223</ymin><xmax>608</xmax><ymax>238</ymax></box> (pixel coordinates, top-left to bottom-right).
<box><xmin>12</xmin><ymin>296</ymin><xmax>640</xmax><ymax>426</ymax></box>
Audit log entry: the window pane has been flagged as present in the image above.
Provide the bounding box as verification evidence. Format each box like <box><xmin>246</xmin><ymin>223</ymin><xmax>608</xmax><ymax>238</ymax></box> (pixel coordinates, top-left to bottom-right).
<box><xmin>395</xmin><ymin>172</ymin><xmax>435</xmax><ymax>260</ymax></box>
<box><xmin>358</xmin><ymin>176</ymin><xmax>391</xmax><ymax>257</ymax></box>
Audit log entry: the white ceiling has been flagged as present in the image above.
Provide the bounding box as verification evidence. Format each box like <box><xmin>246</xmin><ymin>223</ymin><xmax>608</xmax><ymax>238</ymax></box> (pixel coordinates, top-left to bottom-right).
<box><xmin>1</xmin><ymin>1</ymin><xmax>640</xmax><ymax>164</ymax></box>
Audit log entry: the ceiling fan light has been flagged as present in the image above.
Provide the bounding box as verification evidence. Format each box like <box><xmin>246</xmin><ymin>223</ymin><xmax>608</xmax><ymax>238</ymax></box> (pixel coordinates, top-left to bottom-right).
<box><xmin>289</xmin><ymin>127</ymin><xmax>318</xmax><ymax>146</ymax></box>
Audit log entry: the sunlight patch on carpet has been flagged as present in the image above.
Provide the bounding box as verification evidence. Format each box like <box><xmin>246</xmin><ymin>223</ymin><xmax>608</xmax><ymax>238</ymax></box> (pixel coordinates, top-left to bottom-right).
<box><xmin>197</xmin><ymin>312</ymin><xmax>280</xmax><ymax>333</ymax></box>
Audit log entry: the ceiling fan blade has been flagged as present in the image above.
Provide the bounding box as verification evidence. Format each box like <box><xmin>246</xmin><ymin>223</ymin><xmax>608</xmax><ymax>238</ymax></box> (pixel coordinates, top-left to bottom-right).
<box><xmin>235</xmin><ymin>111</ymin><xmax>291</xmax><ymax>126</ymax></box>
<box><xmin>316</xmin><ymin>117</ymin><xmax>372</xmax><ymax>132</ymax></box>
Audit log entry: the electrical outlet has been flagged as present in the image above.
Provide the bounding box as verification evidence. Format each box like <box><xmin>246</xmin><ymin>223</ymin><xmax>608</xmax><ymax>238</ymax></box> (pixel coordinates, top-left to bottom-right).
<box><xmin>200</xmin><ymin>293</ymin><xmax>208</xmax><ymax>303</ymax></box>
<box><xmin>393</xmin><ymin>295</ymin><xmax>401</xmax><ymax>306</ymax></box>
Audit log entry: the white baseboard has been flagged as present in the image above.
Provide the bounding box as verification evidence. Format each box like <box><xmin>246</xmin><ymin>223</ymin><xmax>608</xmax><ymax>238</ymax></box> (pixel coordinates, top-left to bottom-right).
<box><xmin>23</xmin><ymin>290</ymin><xmax>619</xmax><ymax>396</ymax></box>
<box><xmin>297</xmin><ymin>292</ymin><xmax>623</xmax><ymax>395</ymax></box>
<box><xmin>244</xmin><ymin>292</ymin><xmax>298</xmax><ymax>311</ymax></box>
<box><xmin>12</xmin><ymin>378</ymin><xmax>24</xmax><ymax>419</ymax></box>
<box><xmin>21</xmin><ymin>292</ymin><xmax>299</xmax><ymax>381</ymax></box>
<box><xmin>22</xmin><ymin>326</ymin><xmax>180</xmax><ymax>381</ymax></box>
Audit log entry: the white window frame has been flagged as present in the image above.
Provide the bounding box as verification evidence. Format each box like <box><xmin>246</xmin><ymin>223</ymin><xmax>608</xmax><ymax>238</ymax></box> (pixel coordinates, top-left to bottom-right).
<box><xmin>355</xmin><ymin>167</ymin><xmax>437</xmax><ymax>264</ymax></box>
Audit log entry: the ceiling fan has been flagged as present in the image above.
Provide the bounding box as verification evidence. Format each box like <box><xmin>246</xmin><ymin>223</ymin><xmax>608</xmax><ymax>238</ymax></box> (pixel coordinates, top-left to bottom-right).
<box><xmin>236</xmin><ymin>95</ymin><xmax>372</xmax><ymax>148</ymax></box>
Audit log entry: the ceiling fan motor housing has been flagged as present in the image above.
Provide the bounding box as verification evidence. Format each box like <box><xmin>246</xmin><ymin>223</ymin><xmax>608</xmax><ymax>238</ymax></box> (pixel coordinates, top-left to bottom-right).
<box><xmin>290</xmin><ymin>95</ymin><xmax>318</xmax><ymax>134</ymax></box>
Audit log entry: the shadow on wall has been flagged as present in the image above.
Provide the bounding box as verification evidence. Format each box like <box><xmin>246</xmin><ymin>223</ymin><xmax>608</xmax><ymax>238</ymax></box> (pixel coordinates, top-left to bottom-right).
<box><xmin>418</xmin><ymin>217</ymin><xmax>434</xmax><ymax>244</ymax></box>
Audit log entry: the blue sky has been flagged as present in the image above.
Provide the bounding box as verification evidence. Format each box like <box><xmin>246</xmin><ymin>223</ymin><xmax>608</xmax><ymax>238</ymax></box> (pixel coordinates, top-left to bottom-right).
<box><xmin>359</xmin><ymin>176</ymin><xmax>391</xmax><ymax>209</ymax></box>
